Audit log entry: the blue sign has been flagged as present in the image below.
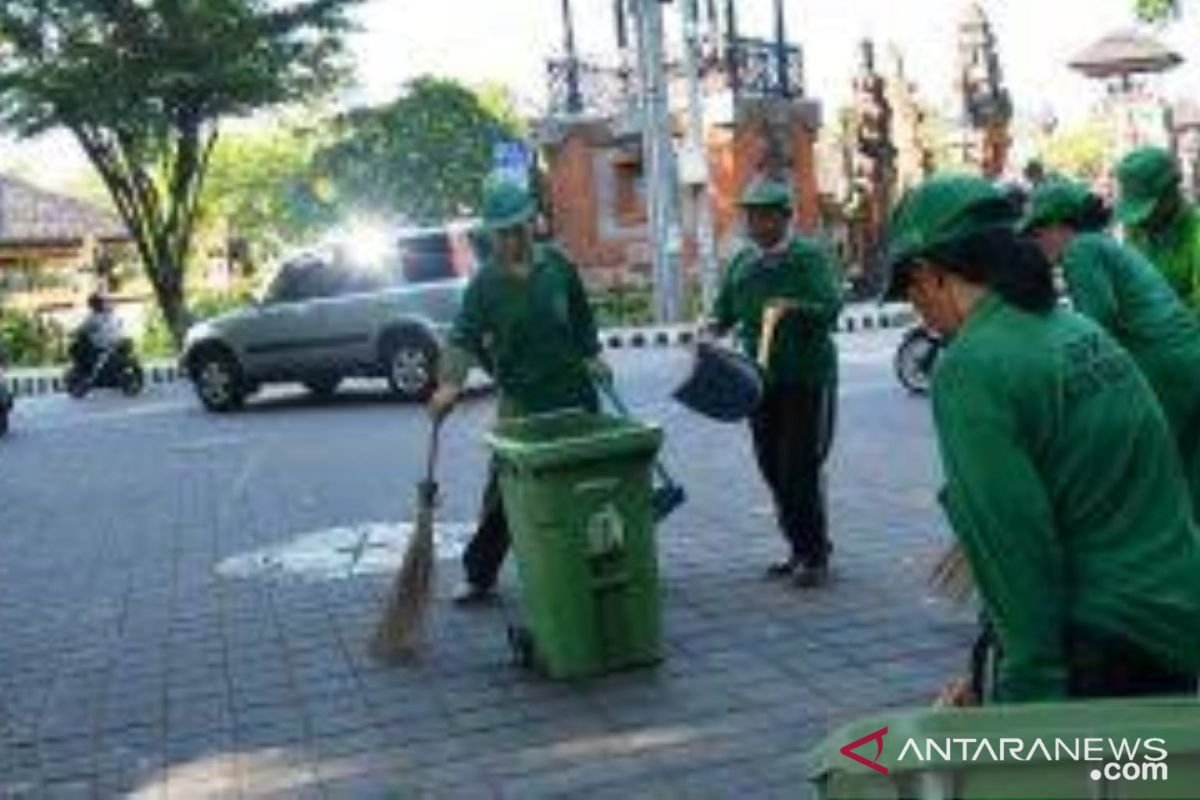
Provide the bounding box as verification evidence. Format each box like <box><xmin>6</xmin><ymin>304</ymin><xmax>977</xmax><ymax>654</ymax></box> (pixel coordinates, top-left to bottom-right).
<box><xmin>492</xmin><ymin>140</ymin><xmax>532</xmax><ymax>189</ymax></box>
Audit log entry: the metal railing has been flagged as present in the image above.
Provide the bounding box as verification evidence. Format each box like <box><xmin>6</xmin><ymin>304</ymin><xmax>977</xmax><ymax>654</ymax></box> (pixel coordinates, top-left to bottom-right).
<box><xmin>545</xmin><ymin>57</ymin><xmax>637</xmax><ymax>117</ymax></box>
<box><xmin>728</xmin><ymin>37</ymin><xmax>803</xmax><ymax>99</ymax></box>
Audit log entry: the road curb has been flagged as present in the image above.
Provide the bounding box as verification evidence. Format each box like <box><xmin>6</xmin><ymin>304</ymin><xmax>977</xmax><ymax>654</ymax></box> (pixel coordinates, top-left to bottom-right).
<box><xmin>4</xmin><ymin>304</ymin><xmax>915</xmax><ymax>398</ymax></box>
<box><xmin>599</xmin><ymin>303</ymin><xmax>916</xmax><ymax>349</ymax></box>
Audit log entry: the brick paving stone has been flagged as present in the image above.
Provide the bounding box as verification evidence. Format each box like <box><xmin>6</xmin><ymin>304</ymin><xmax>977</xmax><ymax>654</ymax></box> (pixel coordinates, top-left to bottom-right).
<box><xmin>0</xmin><ymin>339</ymin><xmax>973</xmax><ymax>797</ymax></box>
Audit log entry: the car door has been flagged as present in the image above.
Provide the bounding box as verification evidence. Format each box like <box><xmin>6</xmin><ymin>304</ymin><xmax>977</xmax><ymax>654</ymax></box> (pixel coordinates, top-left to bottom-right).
<box><xmin>306</xmin><ymin>258</ymin><xmax>389</xmax><ymax>370</ymax></box>
<box><xmin>240</xmin><ymin>256</ymin><xmax>330</xmax><ymax>377</ymax></box>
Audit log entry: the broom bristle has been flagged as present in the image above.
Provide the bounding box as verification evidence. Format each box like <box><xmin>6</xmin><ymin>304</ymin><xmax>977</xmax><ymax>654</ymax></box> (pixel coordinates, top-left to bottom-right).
<box><xmin>371</xmin><ymin>503</ymin><xmax>436</xmax><ymax>664</ymax></box>
<box><xmin>929</xmin><ymin>541</ymin><xmax>974</xmax><ymax>605</ymax></box>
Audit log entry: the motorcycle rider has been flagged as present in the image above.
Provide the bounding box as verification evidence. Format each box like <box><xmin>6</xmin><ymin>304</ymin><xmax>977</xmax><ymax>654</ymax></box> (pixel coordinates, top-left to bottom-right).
<box><xmin>72</xmin><ymin>293</ymin><xmax>126</xmax><ymax>375</ymax></box>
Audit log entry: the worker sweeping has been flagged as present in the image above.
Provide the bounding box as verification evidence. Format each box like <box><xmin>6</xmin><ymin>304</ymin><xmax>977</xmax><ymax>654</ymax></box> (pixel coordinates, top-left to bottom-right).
<box><xmin>428</xmin><ymin>177</ymin><xmax>610</xmax><ymax>605</ymax></box>
<box><xmin>1022</xmin><ymin>178</ymin><xmax>1200</xmax><ymax>513</ymax></box>
<box><xmin>885</xmin><ymin>173</ymin><xmax>1200</xmax><ymax>704</ymax></box>
<box><xmin>1115</xmin><ymin>146</ymin><xmax>1200</xmax><ymax>311</ymax></box>
<box><xmin>703</xmin><ymin>177</ymin><xmax>843</xmax><ymax>588</ymax></box>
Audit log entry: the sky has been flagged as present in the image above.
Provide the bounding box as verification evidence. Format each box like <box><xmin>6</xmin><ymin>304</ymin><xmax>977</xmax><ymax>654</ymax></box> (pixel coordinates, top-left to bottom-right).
<box><xmin>2</xmin><ymin>0</ymin><xmax>1197</xmax><ymax>188</ymax></box>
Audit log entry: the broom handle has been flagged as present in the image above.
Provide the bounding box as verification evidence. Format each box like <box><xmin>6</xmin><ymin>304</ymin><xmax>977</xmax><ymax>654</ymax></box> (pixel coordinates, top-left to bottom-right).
<box><xmin>425</xmin><ymin>418</ymin><xmax>443</xmax><ymax>486</ymax></box>
<box><xmin>757</xmin><ymin>304</ymin><xmax>787</xmax><ymax>369</ymax></box>
<box><xmin>596</xmin><ymin>381</ymin><xmax>677</xmax><ymax>488</ymax></box>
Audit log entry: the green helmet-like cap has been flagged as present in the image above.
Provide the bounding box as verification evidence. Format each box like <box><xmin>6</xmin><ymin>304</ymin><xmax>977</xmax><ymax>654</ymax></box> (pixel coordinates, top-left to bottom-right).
<box><xmin>738</xmin><ymin>177</ymin><xmax>793</xmax><ymax>209</ymax></box>
<box><xmin>1020</xmin><ymin>178</ymin><xmax>1092</xmax><ymax>233</ymax></box>
<box><xmin>881</xmin><ymin>173</ymin><xmax>1017</xmax><ymax>300</ymax></box>
<box><xmin>481</xmin><ymin>177</ymin><xmax>536</xmax><ymax>230</ymax></box>
<box><xmin>1115</xmin><ymin>146</ymin><xmax>1180</xmax><ymax>228</ymax></box>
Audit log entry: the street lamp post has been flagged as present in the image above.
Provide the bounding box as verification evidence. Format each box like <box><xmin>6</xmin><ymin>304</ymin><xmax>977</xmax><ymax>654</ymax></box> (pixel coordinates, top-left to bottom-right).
<box><xmin>635</xmin><ymin>0</ymin><xmax>684</xmax><ymax>323</ymax></box>
<box><xmin>681</xmin><ymin>0</ymin><xmax>719</xmax><ymax>315</ymax></box>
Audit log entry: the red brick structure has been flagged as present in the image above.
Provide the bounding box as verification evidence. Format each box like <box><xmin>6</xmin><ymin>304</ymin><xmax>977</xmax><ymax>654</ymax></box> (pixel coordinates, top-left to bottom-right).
<box><xmin>537</xmin><ymin>97</ymin><xmax>822</xmax><ymax>286</ymax></box>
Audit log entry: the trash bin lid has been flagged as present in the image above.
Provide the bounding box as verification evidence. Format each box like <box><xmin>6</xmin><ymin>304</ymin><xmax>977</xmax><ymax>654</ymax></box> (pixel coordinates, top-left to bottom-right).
<box><xmin>487</xmin><ymin>409</ymin><xmax>662</xmax><ymax>472</ymax></box>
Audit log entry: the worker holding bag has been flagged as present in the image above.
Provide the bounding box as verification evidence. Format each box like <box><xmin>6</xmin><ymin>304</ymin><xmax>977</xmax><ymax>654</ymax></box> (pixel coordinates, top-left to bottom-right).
<box><xmin>703</xmin><ymin>178</ymin><xmax>844</xmax><ymax>588</ymax></box>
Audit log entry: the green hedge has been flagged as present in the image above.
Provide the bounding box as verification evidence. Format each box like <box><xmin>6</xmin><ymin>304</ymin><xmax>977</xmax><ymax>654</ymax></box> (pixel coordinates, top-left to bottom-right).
<box><xmin>138</xmin><ymin>288</ymin><xmax>255</xmax><ymax>359</ymax></box>
<box><xmin>588</xmin><ymin>280</ymin><xmax>705</xmax><ymax>328</ymax></box>
<box><xmin>0</xmin><ymin>308</ymin><xmax>68</xmax><ymax>367</ymax></box>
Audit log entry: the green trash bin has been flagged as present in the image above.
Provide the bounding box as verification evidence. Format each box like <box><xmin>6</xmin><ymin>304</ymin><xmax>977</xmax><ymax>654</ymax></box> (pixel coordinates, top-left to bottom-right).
<box><xmin>809</xmin><ymin>696</ymin><xmax>1200</xmax><ymax>799</ymax></box>
<box><xmin>487</xmin><ymin>408</ymin><xmax>664</xmax><ymax>679</ymax></box>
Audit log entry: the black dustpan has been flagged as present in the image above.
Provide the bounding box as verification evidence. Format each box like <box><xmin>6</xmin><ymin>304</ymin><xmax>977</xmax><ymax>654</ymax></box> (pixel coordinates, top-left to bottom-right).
<box><xmin>673</xmin><ymin>342</ymin><xmax>764</xmax><ymax>422</ymax></box>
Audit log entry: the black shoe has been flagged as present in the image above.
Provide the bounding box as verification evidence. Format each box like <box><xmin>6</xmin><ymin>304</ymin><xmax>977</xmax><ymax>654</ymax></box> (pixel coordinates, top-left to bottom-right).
<box><xmin>452</xmin><ymin>582</ymin><xmax>496</xmax><ymax>606</ymax></box>
<box><xmin>793</xmin><ymin>563</ymin><xmax>829</xmax><ymax>589</ymax></box>
<box><xmin>764</xmin><ymin>558</ymin><xmax>799</xmax><ymax>579</ymax></box>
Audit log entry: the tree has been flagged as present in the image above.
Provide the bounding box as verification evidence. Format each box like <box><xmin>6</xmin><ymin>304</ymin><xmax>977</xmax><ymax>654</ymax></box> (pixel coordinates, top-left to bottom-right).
<box><xmin>313</xmin><ymin>77</ymin><xmax>523</xmax><ymax>225</ymax></box>
<box><xmin>0</xmin><ymin>0</ymin><xmax>359</xmax><ymax>344</ymax></box>
<box><xmin>197</xmin><ymin>124</ymin><xmax>333</xmax><ymax>272</ymax></box>
<box><xmin>1039</xmin><ymin>119</ymin><xmax>1116</xmax><ymax>183</ymax></box>
<box><xmin>1136</xmin><ymin>0</ymin><xmax>1180</xmax><ymax>22</ymax></box>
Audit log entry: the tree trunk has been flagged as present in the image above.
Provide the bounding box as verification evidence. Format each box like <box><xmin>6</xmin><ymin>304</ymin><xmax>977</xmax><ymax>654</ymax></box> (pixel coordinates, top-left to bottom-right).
<box><xmin>145</xmin><ymin>247</ymin><xmax>190</xmax><ymax>348</ymax></box>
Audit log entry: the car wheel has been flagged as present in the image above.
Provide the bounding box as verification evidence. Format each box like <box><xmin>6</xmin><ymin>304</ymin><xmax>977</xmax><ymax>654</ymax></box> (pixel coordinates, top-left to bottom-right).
<box><xmin>384</xmin><ymin>332</ymin><xmax>438</xmax><ymax>401</ymax></box>
<box><xmin>192</xmin><ymin>351</ymin><xmax>245</xmax><ymax>412</ymax></box>
<box><xmin>304</xmin><ymin>375</ymin><xmax>342</xmax><ymax>398</ymax></box>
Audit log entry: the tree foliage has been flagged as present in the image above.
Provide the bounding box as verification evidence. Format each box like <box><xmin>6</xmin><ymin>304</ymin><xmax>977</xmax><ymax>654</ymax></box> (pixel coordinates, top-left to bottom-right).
<box><xmin>0</xmin><ymin>0</ymin><xmax>359</xmax><ymax>344</ymax></box>
<box><xmin>313</xmin><ymin>77</ymin><xmax>523</xmax><ymax>225</ymax></box>
<box><xmin>1039</xmin><ymin>120</ymin><xmax>1116</xmax><ymax>183</ymax></box>
<box><xmin>197</xmin><ymin>124</ymin><xmax>332</xmax><ymax>270</ymax></box>
<box><xmin>1135</xmin><ymin>0</ymin><xmax>1180</xmax><ymax>22</ymax></box>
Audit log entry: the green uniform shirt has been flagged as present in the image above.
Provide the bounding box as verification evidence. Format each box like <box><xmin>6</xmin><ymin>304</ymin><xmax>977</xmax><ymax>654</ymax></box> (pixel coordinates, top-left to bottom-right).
<box><xmin>1061</xmin><ymin>232</ymin><xmax>1200</xmax><ymax>512</ymax></box>
<box><xmin>712</xmin><ymin>236</ymin><xmax>842</xmax><ymax>387</ymax></box>
<box><xmin>1128</xmin><ymin>205</ymin><xmax>1200</xmax><ymax>310</ymax></box>
<box><xmin>932</xmin><ymin>294</ymin><xmax>1200</xmax><ymax>702</ymax></box>
<box><xmin>443</xmin><ymin>243</ymin><xmax>600</xmax><ymax>417</ymax></box>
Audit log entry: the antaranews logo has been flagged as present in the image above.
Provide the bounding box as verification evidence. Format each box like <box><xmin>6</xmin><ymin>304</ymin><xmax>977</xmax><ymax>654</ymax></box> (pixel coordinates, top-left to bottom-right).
<box><xmin>838</xmin><ymin>727</ymin><xmax>1171</xmax><ymax>785</ymax></box>
<box><xmin>839</xmin><ymin>726</ymin><xmax>889</xmax><ymax>775</ymax></box>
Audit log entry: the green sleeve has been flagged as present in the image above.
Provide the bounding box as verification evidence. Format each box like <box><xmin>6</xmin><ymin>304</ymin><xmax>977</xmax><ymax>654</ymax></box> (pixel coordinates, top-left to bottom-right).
<box><xmin>932</xmin><ymin>360</ymin><xmax>1068</xmax><ymax>702</ymax></box>
<box><xmin>1188</xmin><ymin>222</ymin><xmax>1200</xmax><ymax>311</ymax></box>
<box><xmin>794</xmin><ymin>243</ymin><xmax>844</xmax><ymax>329</ymax></box>
<box><xmin>710</xmin><ymin>255</ymin><xmax>740</xmax><ymax>333</ymax></box>
<box><xmin>442</xmin><ymin>274</ymin><xmax>488</xmax><ymax>385</ymax></box>
<box><xmin>1061</xmin><ymin>240</ymin><xmax>1119</xmax><ymax>331</ymax></box>
<box><xmin>564</xmin><ymin>257</ymin><xmax>602</xmax><ymax>359</ymax></box>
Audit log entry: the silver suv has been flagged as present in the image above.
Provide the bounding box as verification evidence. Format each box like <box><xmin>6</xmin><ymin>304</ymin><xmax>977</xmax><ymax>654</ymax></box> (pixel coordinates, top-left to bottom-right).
<box><xmin>182</xmin><ymin>224</ymin><xmax>478</xmax><ymax>412</ymax></box>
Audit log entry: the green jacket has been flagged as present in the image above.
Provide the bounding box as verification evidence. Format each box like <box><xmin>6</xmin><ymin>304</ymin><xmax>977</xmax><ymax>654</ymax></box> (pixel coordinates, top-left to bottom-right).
<box><xmin>712</xmin><ymin>236</ymin><xmax>842</xmax><ymax>387</ymax></box>
<box><xmin>932</xmin><ymin>293</ymin><xmax>1200</xmax><ymax>702</ymax></box>
<box><xmin>1061</xmin><ymin>232</ymin><xmax>1200</xmax><ymax>512</ymax></box>
<box><xmin>1128</xmin><ymin>205</ymin><xmax>1200</xmax><ymax>310</ymax></box>
<box><xmin>443</xmin><ymin>243</ymin><xmax>600</xmax><ymax>417</ymax></box>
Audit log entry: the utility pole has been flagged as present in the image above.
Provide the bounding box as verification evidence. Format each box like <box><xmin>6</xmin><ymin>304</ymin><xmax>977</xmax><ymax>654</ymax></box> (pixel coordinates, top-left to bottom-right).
<box><xmin>561</xmin><ymin>0</ymin><xmax>583</xmax><ymax>114</ymax></box>
<box><xmin>634</xmin><ymin>0</ymin><xmax>683</xmax><ymax>323</ymax></box>
<box><xmin>680</xmin><ymin>0</ymin><xmax>719</xmax><ymax>315</ymax></box>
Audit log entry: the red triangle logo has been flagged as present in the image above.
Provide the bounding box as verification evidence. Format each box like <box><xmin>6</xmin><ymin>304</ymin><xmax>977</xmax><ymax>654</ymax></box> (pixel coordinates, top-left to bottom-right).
<box><xmin>839</xmin><ymin>726</ymin><xmax>890</xmax><ymax>775</ymax></box>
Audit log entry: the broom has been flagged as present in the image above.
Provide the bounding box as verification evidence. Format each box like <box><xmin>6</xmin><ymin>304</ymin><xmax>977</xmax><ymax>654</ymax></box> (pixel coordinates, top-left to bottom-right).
<box><xmin>929</xmin><ymin>540</ymin><xmax>974</xmax><ymax>606</ymax></box>
<box><xmin>371</xmin><ymin>417</ymin><xmax>443</xmax><ymax>663</ymax></box>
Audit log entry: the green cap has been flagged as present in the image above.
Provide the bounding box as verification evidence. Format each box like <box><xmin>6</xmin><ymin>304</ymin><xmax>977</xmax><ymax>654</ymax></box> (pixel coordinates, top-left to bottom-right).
<box><xmin>1020</xmin><ymin>178</ymin><xmax>1092</xmax><ymax>233</ymax></box>
<box><xmin>481</xmin><ymin>177</ymin><xmax>536</xmax><ymax>230</ymax></box>
<box><xmin>882</xmin><ymin>173</ymin><xmax>1016</xmax><ymax>300</ymax></box>
<box><xmin>1115</xmin><ymin>147</ymin><xmax>1179</xmax><ymax>228</ymax></box>
<box><xmin>738</xmin><ymin>177</ymin><xmax>793</xmax><ymax>209</ymax></box>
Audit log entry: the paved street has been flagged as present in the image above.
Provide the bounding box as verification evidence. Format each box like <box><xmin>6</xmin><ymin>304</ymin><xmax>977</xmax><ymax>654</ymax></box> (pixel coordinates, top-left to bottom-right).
<box><xmin>0</xmin><ymin>329</ymin><xmax>973</xmax><ymax>798</ymax></box>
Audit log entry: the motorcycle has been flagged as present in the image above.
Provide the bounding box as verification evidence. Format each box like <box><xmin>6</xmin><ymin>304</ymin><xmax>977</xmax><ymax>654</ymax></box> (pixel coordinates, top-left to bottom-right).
<box><xmin>894</xmin><ymin>325</ymin><xmax>943</xmax><ymax>395</ymax></box>
<box><xmin>65</xmin><ymin>336</ymin><xmax>145</xmax><ymax>398</ymax></box>
<box><xmin>0</xmin><ymin>353</ymin><xmax>12</xmax><ymax>437</ymax></box>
